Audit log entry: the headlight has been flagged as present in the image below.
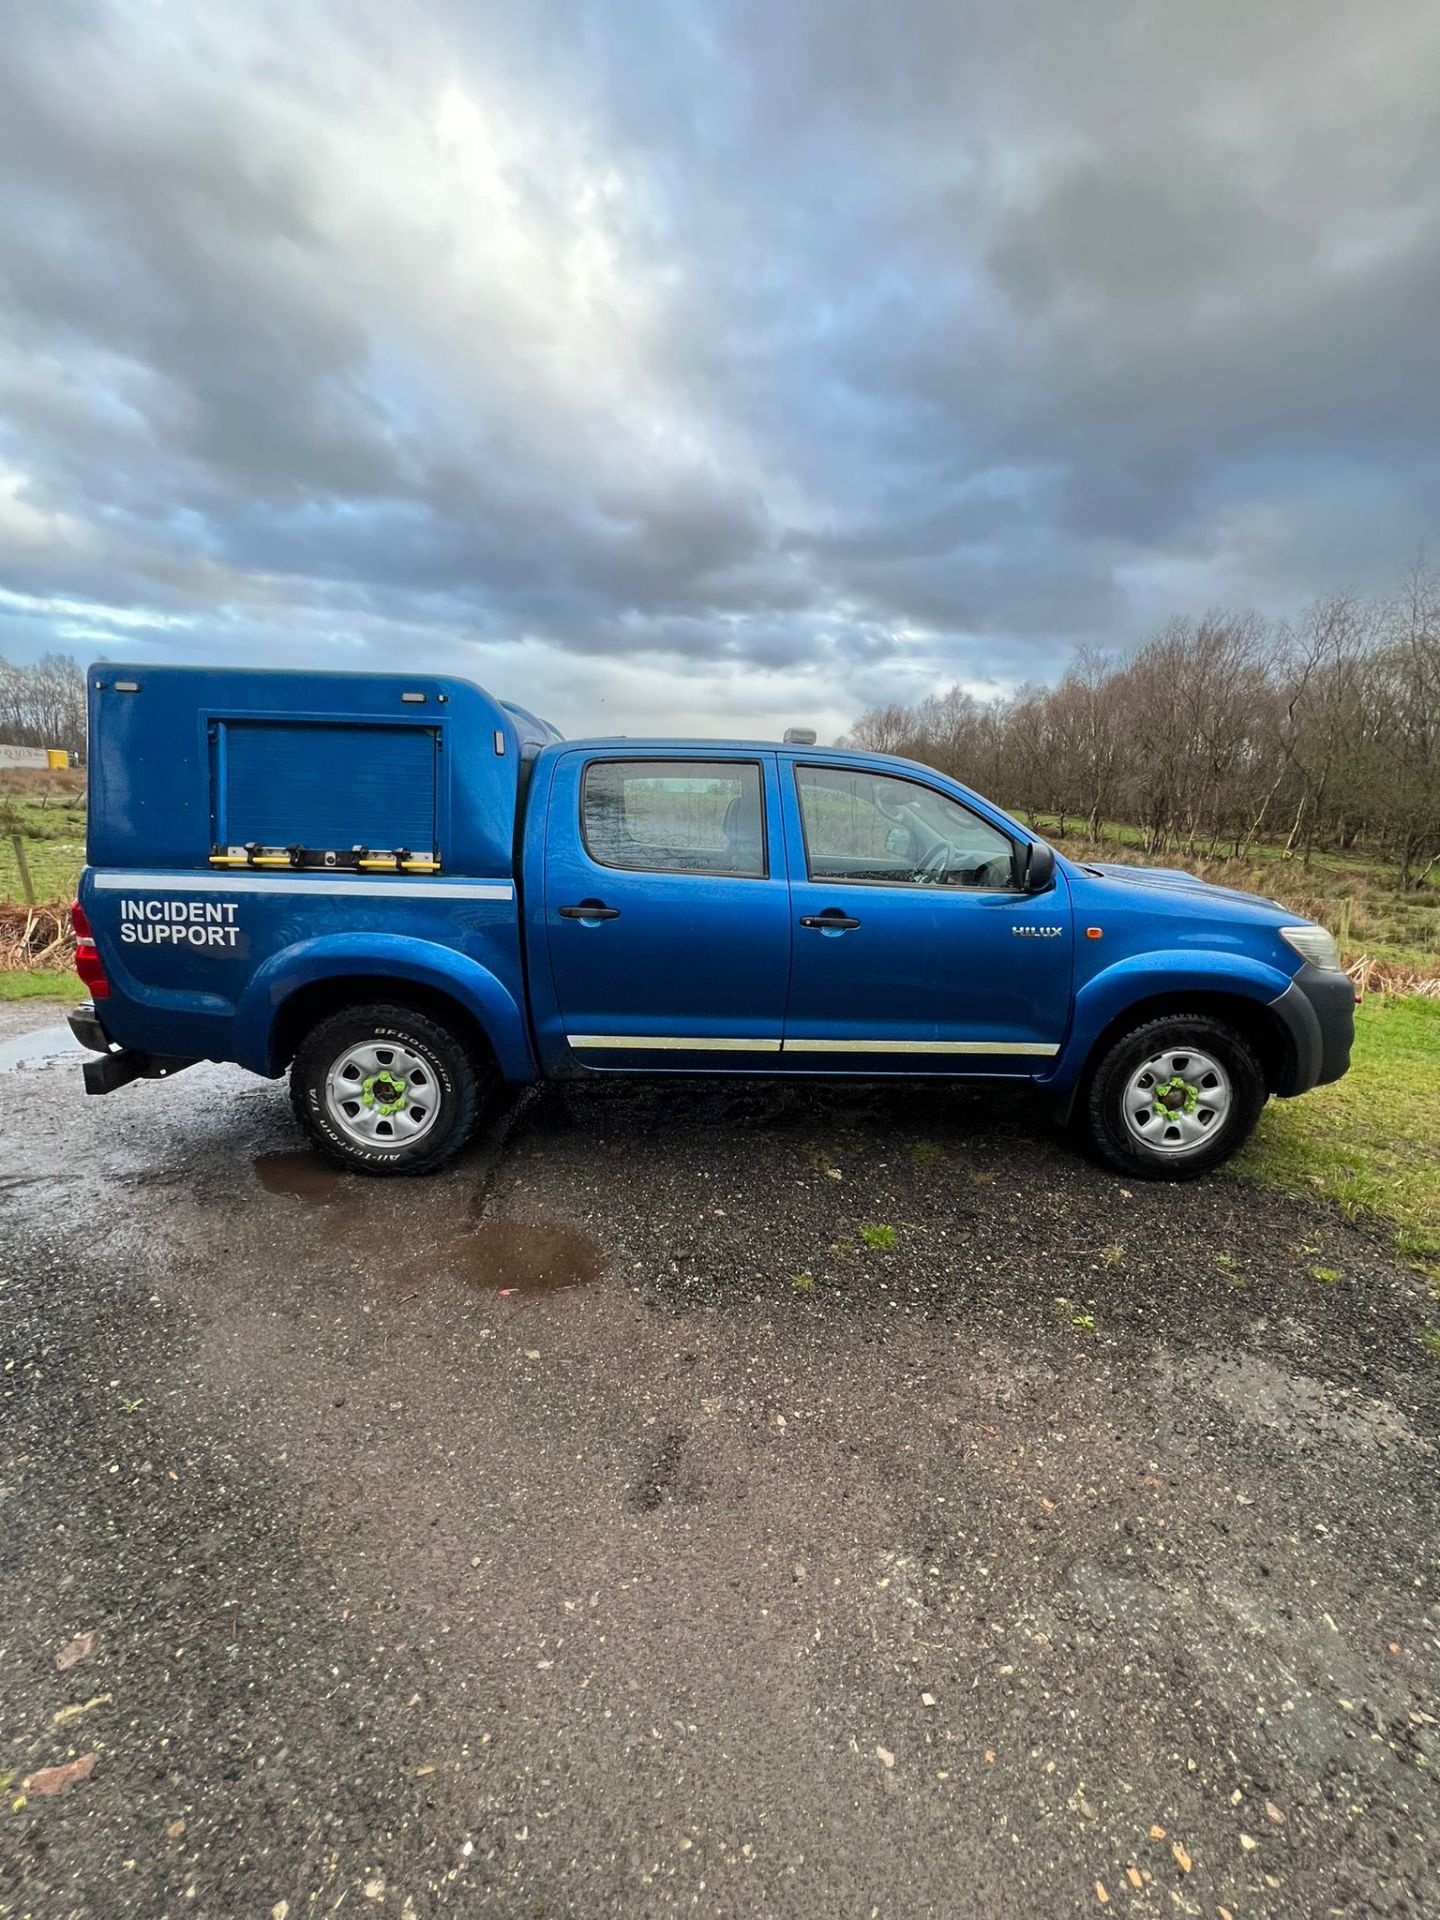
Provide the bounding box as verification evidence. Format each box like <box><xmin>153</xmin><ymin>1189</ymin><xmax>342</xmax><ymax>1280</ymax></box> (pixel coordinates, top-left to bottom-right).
<box><xmin>1280</xmin><ymin>924</ymin><xmax>1343</xmax><ymax>972</ymax></box>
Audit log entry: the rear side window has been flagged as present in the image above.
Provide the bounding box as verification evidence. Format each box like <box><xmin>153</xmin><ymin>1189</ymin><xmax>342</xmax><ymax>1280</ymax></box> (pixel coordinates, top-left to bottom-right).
<box><xmin>795</xmin><ymin>764</ymin><xmax>1017</xmax><ymax>889</ymax></box>
<box><xmin>582</xmin><ymin>760</ymin><xmax>767</xmax><ymax>877</ymax></box>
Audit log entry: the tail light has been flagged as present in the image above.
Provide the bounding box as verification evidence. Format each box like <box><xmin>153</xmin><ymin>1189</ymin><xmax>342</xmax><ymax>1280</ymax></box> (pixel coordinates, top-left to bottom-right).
<box><xmin>70</xmin><ymin>901</ymin><xmax>110</xmax><ymax>1000</ymax></box>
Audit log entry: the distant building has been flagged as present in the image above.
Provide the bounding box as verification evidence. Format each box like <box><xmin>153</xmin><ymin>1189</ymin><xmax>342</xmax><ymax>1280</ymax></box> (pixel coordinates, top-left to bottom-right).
<box><xmin>0</xmin><ymin>744</ymin><xmax>69</xmax><ymax>770</ymax></box>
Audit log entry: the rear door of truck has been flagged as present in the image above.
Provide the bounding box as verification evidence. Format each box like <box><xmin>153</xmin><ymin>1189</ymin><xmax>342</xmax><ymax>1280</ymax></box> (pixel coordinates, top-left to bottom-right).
<box><xmin>534</xmin><ymin>747</ymin><xmax>793</xmax><ymax>1070</ymax></box>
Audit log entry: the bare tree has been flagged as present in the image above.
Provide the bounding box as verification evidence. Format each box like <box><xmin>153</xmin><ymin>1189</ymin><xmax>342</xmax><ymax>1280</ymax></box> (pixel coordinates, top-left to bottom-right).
<box><xmin>0</xmin><ymin>654</ymin><xmax>87</xmax><ymax>758</ymax></box>
<box><xmin>840</xmin><ymin>560</ymin><xmax>1440</xmax><ymax>889</ymax></box>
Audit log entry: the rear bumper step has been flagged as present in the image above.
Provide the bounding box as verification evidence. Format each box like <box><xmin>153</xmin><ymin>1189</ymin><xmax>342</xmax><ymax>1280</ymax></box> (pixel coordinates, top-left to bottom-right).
<box><xmin>67</xmin><ymin>1002</ymin><xmax>198</xmax><ymax>1096</ymax></box>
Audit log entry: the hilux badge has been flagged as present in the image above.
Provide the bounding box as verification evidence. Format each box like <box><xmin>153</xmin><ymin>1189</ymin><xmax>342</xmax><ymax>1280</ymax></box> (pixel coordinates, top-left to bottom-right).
<box><xmin>1013</xmin><ymin>925</ymin><xmax>1062</xmax><ymax>938</ymax></box>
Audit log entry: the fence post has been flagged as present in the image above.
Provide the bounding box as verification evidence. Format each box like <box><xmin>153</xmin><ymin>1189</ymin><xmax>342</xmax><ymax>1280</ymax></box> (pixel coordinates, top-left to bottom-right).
<box><xmin>9</xmin><ymin>834</ymin><xmax>36</xmax><ymax>906</ymax></box>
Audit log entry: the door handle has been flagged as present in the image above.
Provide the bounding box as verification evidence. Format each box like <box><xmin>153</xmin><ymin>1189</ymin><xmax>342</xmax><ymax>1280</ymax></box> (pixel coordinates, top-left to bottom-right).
<box><xmin>799</xmin><ymin>911</ymin><xmax>861</xmax><ymax>931</ymax></box>
<box><xmin>558</xmin><ymin>900</ymin><xmax>621</xmax><ymax>921</ymax></box>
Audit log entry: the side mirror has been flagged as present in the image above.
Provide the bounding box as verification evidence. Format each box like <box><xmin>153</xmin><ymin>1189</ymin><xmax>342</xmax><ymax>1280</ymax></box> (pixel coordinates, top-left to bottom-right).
<box><xmin>884</xmin><ymin>825</ymin><xmax>911</xmax><ymax>857</ymax></box>
<box><xmin>1023</xmin><ymin>840</ymin><xmax>1056</xmax><ymax>892</ymax></box>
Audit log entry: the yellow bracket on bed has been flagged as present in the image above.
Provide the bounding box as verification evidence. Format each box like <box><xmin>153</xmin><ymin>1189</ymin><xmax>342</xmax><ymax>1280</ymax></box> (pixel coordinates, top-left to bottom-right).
<box><xmin>209</xmin><ymin>845</ymin><xmax>443</xmax><ymax>873</ymax></box>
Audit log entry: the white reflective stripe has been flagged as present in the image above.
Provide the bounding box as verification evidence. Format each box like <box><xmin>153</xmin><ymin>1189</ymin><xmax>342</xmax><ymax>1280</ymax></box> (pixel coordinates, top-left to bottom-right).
<box><xmin>782</xmin><ymin>1037</ymin><xmax>1058</xmax><ymax>1056</ymax></box>
<box><xmin>91</xmin><ymin>870</ymin><xmax>513</xmax><ymax>901</ymax></box>
<box><xmin>568</xmin><ymin>1034</ymin><xmax>783</xmax><ymax>1052</ymax></box>
<box><xmin>567</xmin><ymin>1033</ymin><xmax>1057</xmax><ymax>1056</ymax></box>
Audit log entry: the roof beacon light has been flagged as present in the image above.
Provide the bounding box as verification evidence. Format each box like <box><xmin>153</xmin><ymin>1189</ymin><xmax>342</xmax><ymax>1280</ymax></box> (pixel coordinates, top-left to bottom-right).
<box><xmin>783</xmin><ymin>727</ymin><xmax>817</xmax><ymax>746</ymax></box>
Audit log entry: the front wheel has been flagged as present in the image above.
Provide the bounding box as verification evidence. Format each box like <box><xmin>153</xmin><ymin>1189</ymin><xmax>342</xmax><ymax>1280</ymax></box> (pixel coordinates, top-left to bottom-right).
<box><xmin>290</xmin><ymin>1002</ymin><xmax>488</xmax><ymax>1175</ymax></box>
<box><xmin>1080</xmin><ymin>1015</ymin><xmax>1266</xmax><ymax>1181</ymax></box>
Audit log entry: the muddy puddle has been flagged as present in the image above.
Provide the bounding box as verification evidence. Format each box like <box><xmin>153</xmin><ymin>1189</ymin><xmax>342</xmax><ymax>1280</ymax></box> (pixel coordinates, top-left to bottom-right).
<box><xmin>453</xmin><ymin>1219</ymin><xmax>602</xmax><ymax>1293</ymax></box>
<box><xmin>248</xmin><ymin>1146</ymin><xmax>601</xmax><ymax>1295</ymax></box>
<box><xmin>253</xmin><ymin>1150</ymin><xmax>342</xmax><ymax>1204</ymax></box>
<box><xmin>0</xmin><ymin>1026</ymin><xmax>85</xmax><ymax>1075</ymax></box>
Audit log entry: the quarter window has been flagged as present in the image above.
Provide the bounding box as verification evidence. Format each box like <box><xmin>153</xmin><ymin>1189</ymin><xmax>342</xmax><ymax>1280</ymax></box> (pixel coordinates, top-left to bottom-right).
<box><xmin>582</xmin><ymin>760</ymin><xmax>767</xmax><ymax>877</ymax></box>
<box><xmin>796</xmin><ymin>765</ymin><xmax>1017</xmax><ymax>889</ymax></box>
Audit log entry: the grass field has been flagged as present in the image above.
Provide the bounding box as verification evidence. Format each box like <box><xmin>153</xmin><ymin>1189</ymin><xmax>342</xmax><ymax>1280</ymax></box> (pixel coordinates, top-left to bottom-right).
<box><xmin>0</xmin><ymin>776</ymin><xmax>87</xmax><ymax>904</ymax></box>
<box><xmin>1235</xmin><ymin>996</ymin><xmax>1440</xmax><ymax>1266</ymax></box>
<box><xmin>0</xmin><ymin>968</ymin><xmax>86</xmax><ymax>1003</ymax></box>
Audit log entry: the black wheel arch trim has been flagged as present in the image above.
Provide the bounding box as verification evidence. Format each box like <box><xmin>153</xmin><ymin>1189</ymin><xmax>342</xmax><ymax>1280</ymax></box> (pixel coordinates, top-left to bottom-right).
<box><xmin>1267</xmin><ymin>962</ymin><xmax>1355</xmax><ymax>1096</ymax></box>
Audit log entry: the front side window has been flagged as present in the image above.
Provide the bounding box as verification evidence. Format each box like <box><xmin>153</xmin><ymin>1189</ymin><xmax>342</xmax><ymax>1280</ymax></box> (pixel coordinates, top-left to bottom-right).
<box><xmin>582</xmin><ymin>760</ymin><xmax>767</xmax><ymax>877</ymax></box>
<box><xmin>796</xmin><ymin>765</ymin><xmax>1017</xmax><ymax>889</ymax></box>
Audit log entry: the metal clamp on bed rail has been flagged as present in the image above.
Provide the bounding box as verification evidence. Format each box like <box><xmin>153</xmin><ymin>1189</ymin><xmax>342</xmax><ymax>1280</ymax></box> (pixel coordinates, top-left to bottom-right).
<box><xmin>208</xmin><ymin>843</ymin><xmax>442</xmax><ymax>872</ymax></box>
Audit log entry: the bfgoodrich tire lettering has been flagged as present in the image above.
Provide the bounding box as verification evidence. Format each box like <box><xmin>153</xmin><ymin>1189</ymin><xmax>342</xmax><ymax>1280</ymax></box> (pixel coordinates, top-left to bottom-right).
<box><xmin>1082</xmin><ymin>1014</ymin><xmax>1266</xmax><ymax>1181</ymax></box>
<box><xmin>290</xmin><ymin>1002</ymin><xmax>487</xmax><ymax>1176</ymax></box>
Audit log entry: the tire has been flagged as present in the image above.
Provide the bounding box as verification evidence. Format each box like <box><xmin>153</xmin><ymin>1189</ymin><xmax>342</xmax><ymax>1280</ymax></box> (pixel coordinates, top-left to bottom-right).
<box><xmin>1080</xmin><ymin>1014</ymin><xmax>1266</xmax><ymax>1181</ymax></box>
<box><xmin>290</xmin><ymin>1002</ymin><xmax>489</xmax><ymax>1176</ymax></box>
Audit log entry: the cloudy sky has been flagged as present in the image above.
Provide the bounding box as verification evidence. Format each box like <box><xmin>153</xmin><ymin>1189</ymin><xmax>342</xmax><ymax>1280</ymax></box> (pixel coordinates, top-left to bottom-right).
<box><xmin>1</xmin><ymin>1</ymin><xmax>1437</xmax><ymax>739</ymax></box>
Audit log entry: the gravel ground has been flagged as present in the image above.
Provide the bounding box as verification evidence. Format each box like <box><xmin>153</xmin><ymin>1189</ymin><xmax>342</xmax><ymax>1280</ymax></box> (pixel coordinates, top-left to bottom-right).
<box><xmin>1</xmin><ymin>1002</ymin><xmax>1437</xmax><ymax>1919</ymax></box>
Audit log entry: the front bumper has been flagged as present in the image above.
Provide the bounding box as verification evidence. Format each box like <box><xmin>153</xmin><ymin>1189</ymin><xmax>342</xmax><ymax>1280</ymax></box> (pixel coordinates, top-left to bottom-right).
<box><xmin>1268</xmin><ymin>963</ymin><xmax>1356</xmax><ymax>1097</ymax></box>
<box><xmin>67</xmin><ymin>1001</ymin><xmax>197</xmax><ymax>1096</ymax></box>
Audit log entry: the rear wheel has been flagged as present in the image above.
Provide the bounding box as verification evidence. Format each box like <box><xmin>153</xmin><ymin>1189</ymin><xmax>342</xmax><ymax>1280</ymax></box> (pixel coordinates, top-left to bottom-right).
<box><xmin>290</xmin><ymin>1002</ymin><xmax>488</xmax><ymax>1175</ymax></box>
<box><xmin>1081</xmin><ymin>1014</ymin><xmax>1266</xmax><ymax>1180</ymax></box>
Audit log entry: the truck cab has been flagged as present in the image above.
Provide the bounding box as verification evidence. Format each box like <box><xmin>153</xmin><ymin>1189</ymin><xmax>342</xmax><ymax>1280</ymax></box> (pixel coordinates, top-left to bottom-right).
<box><xmin>69</xmin><ymin>665</ymin><xmax>1355</xmax><ymax>1180</ymax></box>
<box><xmin>524</xmin><ymin>745</ymin><xmax>1071</xmax><ymax>1074</ymax></box>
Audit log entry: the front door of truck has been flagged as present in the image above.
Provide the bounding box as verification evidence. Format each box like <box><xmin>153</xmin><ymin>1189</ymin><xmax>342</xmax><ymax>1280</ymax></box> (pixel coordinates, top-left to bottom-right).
<box><xmin>538</xmin><ymin>750</ymin><xmax>792</xmax><ymax>1071</ymax></box>
<box><xmin>779</xmin><ymin>761</ymin><xmax>1072</xmax><ymax>1070</ymax></box>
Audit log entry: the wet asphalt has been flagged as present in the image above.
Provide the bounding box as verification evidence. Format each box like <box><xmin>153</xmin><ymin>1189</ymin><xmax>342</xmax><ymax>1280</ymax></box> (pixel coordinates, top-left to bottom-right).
<box><xmin>0</xmin><ymin>1001</ymin><xmax>1437</xmax><ymax>1920</ymax></box>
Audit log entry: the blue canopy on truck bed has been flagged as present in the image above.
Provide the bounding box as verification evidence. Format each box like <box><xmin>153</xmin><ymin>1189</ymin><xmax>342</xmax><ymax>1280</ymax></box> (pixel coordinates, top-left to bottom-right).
<box><xmin>86</xmin><ymin>665</ymin><xmax>558</xmax><ymax>879</ymax></box>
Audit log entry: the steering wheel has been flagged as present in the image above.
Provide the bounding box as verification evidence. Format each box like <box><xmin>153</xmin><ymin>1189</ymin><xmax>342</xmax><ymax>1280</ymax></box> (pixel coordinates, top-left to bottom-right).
<box><xmin>915</xmin><ymin>842</ymin><xmax>951</xmax><ymax>885</ymax></box>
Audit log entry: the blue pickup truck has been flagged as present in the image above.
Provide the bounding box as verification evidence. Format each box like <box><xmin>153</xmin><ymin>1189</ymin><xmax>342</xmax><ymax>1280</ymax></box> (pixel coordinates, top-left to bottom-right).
<box><xmin>68</xmin><ymin>664</ymin><xmax>1354</xmax><ymax>1180</ymax></box>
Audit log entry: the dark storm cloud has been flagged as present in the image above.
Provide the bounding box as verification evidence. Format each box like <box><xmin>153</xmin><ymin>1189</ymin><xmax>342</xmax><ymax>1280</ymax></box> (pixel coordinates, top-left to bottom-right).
<box><xmin>0</xmin><ymin>0</ymin><xmax>1437</xmax><ymax>735</ymax></box>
